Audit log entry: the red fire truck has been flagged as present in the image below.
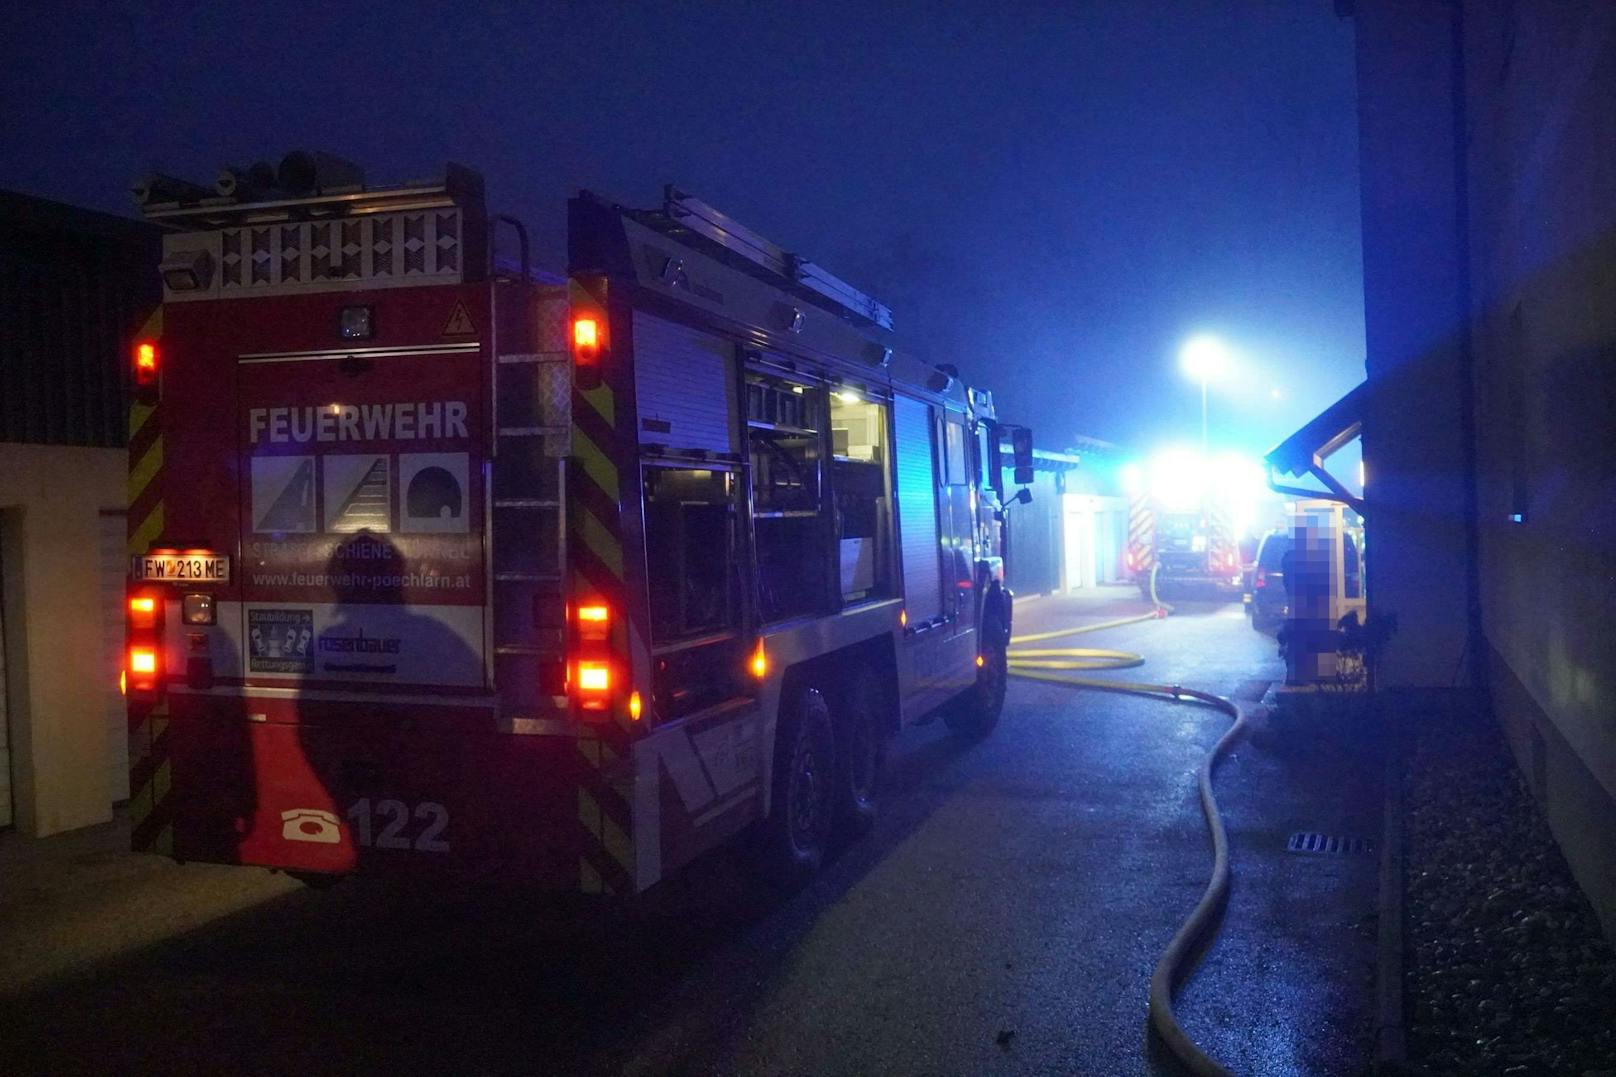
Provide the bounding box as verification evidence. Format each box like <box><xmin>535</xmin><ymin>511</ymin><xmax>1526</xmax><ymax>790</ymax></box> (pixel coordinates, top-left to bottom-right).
<box><xmin>123</xmin><ymin>153</ymin><xmax>1029</xmax><ymax>893</ymax></box>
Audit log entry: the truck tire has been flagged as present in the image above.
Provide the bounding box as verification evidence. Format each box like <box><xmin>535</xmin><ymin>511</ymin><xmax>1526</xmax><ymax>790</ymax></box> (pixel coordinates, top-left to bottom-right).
<box><xmin>753</xmin><ymin>685</ymin><xmax>836</xmax><ymax>890</ymax></box>
<box><xmin>833</xmin><ymin>670</ymin><xmax>885</xmax><ymax>838</ymax></box>
<box><xmin>946</xmin><ymin>608</ymin><xmax>1009</xmax><ymax>740</ymax></box>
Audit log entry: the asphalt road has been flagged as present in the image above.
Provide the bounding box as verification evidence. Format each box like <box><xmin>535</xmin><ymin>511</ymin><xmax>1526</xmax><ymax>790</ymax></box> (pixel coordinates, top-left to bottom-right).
<box><xmin>0</xmin><ymin>595</ymin><xmax>1377</xmax><ymax>1075</ymax></box>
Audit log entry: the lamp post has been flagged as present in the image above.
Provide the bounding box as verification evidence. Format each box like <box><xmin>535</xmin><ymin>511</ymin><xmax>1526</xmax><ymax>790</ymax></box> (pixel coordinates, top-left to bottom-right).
<box><xmin>1179</xmin><ymin>335</ymin><xmax>1228</xmax><ymax>457</ymax></box>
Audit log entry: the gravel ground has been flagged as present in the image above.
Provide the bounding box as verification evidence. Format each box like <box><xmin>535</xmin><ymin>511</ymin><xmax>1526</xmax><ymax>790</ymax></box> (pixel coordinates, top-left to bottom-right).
<box><xmin>1403</xmin><ymin>704</ymin><xmax>1616</xmax><ymax>1076</ymax></box>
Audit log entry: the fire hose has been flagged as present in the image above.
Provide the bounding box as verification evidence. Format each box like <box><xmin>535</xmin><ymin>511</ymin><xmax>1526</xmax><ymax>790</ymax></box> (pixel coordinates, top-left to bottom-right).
<box><xmin>1004</xmin><ymin>569</ymin><xmax>1248</xmax><ymax>1077</ymax></box>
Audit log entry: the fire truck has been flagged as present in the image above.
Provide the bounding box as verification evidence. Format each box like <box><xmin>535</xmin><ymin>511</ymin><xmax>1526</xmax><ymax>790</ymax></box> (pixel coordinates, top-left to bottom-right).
<box><xmin>123</xmin><ymin>153</ymin><xmax>1029</xmax><ymax>894</ymax></box>
<box><xmin>1124</xmin><ymin>449</ymin><xmax>1256</xmax><ymax>598</ymax></box>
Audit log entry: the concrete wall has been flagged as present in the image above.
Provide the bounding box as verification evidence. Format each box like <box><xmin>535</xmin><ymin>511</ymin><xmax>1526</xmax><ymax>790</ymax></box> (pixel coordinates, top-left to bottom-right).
<box><xmin>1352</xmin><ymin>1</ymin><xmax>1475</xmax><ymax>690</ymax></box>
<box><xmin>0</xmin><ymin>443</ymin><xmax>125</xmax><ymax>836</ymax></box>
<box><xmin>1353</xmin><ymin>0</ymin><xmax>1616</xmax><ymax>938</ymax></box>
<box><xmin>1458</xmin><ymin>1</ymin><xmax>1616</xmax><ymax>938</ymax></box>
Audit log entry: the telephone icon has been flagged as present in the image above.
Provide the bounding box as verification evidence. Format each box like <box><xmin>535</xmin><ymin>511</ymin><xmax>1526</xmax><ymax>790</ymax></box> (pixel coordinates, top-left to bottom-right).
<box><xmin>280</xmin><ymin>808</ymin><xmax>341</xmax><ymax>844</ymax></box>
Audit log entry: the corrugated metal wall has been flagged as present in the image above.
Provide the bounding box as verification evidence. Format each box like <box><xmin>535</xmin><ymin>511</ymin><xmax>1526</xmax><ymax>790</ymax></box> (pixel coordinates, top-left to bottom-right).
<box><xmin>1005</xmin><ymin>471</ymin><xmax>1063</xmax><ymax>596</ymax></box>
<box><xmin>0</xmin><ymin>191</ymin><xmax>160</xmax><ymax>449</ymax></box>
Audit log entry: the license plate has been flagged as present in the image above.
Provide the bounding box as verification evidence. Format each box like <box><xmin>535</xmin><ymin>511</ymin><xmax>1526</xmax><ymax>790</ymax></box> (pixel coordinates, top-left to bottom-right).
<box><xmin>132</xmin><ymin>553</ymin><xmax>231</xmax><ymax>583</ymax></box>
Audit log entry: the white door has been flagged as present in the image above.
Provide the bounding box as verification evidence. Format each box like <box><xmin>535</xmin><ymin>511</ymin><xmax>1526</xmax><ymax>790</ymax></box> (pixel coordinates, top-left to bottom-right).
<box><xmin>1061</xmin><ymin>495</ymin><xmax>1093</xmax><ymax>591</ymax></box>
<box><xmin>99</xmin><ymin>512</ymin><xmax>129</xmax><ymax>803</ymax></box>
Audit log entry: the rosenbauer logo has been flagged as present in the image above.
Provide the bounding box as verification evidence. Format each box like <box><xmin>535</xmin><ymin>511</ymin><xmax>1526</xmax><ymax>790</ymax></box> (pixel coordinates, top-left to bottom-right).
<box><xmin>317</xmin><ymin>629</ymin><xmax>402</xmax><ymax>656</ymax></box>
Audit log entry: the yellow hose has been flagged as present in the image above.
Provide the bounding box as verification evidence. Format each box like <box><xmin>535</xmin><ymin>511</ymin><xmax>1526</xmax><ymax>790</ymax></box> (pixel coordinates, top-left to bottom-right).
<box><xmin>1005</xmin><ymin>567</ymin><xmax>1244</xmax><ymax>1077</ymax></box>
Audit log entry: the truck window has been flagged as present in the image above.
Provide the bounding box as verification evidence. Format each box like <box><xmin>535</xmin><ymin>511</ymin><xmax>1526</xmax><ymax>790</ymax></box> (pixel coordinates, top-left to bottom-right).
<box><xmin>939</xmin><ymin>410</ymin><xmax>975</xmax><ymax>617</ymax></box>
<box><xmin>830</xmin><ymin>391</ymin><xmax>894</xmax><ymax>604</ymax></box>
<box><xmin>643</xmin><ymin>463</ymin><xmax>744</xmax><ymax>721</ymax></box>
<box><xmin>942</xmin><ymin>415</ymin><xmax>968</xmax><ymax>484</ymax></box>
<box><xmin>747</xmin><ymin>373</ymin><xmax>829</xmax><ymax>622</ymax></box>
<box><xmin>643</xmin><ymin>466</ymin><xmax>736</xmax><ymax>642</ymax></box>
<box><xmin>894</xmin><ymin>394</ymin><xmax>943</xmax><ymax>624</ymax></box>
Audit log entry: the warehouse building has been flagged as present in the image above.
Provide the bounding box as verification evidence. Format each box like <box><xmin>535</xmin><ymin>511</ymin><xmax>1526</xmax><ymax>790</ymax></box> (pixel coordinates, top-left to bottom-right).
<box><xmin>1003</xmin><ymin>440</ymin><xmax>1131</xmax><ymax>599</ymax></box>
<box><xmin>0</xmin><ymin>191</ymin><xmax>158</xmax><ymax>836</ymax></box>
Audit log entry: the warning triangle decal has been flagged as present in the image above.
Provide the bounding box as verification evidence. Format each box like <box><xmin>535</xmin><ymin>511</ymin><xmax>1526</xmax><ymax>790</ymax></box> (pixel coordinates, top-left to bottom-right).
<box><xmin>442</xmin><ymin>302</ymin><xmax>477</xmax><ymax>337</ymax></box>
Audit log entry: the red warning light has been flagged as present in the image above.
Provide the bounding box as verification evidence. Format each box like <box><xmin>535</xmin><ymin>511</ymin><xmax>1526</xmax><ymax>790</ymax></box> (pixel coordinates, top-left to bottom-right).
<box><xmin>572</xmin><ymin>317</ymin><xmax>601</xmax><ymax>363</ymax></box>
<box><xmin>134</xmin><ymin>341</ymin><xmax>159</xmax><ymax>386</ymax></box>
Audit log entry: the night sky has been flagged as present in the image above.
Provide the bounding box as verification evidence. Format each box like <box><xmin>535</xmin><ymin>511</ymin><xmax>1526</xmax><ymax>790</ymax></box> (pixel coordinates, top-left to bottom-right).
<box><xmin>2</xmin><ymin>1</ymin><xmax>1364</xmax><ymax>459</ymax></box>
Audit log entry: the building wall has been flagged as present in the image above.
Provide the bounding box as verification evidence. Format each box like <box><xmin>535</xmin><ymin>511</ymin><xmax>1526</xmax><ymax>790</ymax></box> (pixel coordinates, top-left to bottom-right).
<box><xmin>1353</xmin><ymin>0</ymin><xmax>1616</xmax><ymax>938</ymax></box>
<box><xmin>0</xmin><ymin>444</ymin><xmax>126</xmax><ymax>836</ymax></box>
<box><xmin>0</xmin><ymin>191</ymin><xmax>157</xmax><ymax>450</ymax></box>
<box><xmin>1005</xmin><ymin>470</ymin><xmax>1063</xmax><ymax>598</ymax></box>
<box><xmin>1352</xmin><ymin>1</ymin><xmax>1475</xmax><ymax>690</ymax></box>
<box><xmin>1458</xmin><ymin>1</ymin><xmax>1616</xmax><ymax>938</ymax></box>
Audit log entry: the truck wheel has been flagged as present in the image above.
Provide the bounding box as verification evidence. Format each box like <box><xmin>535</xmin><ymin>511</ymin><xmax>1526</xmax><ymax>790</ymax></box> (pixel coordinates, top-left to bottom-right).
<box><xmin>754</xmin><ymin>685</ymin><xmax>836</xmax><ymax>890</ymax></box>
<box><xmin>946</xmin><ymin>610</ymin><xmax>1009</xmax><ymax>740</ymax></box>
<box><xmin>834</xmin><ymin>671</ymin><xmax>885</xmax><ymax>838</ymax></box>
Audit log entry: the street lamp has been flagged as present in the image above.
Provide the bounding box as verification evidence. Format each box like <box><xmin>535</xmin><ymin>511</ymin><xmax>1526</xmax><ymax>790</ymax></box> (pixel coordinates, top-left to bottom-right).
<box><xmin>1179</xmin><ymin>334</ymin><xmax>1228</xmax><ymax>457</ymax></box>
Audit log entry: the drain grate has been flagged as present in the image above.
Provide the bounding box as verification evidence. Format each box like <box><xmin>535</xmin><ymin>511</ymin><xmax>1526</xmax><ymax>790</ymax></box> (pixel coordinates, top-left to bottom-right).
<box><xmin>1287</xmin><ymin>832</ymin><xmax>1375</xmax><ymax>856</ymax></box>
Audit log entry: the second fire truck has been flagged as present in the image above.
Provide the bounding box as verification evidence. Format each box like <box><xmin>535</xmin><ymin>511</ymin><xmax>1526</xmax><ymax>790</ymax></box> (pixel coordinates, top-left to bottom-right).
<box><xmin>123</xmin><ymin>153</ymin><xmax>1031</xmax><ymax>894</ymax></box>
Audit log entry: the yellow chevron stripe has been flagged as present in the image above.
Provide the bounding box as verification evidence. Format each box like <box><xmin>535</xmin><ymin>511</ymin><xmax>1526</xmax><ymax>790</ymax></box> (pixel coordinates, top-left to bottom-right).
<box><xmin>576</xmin><ymin>736</ymin><xmax>619</xmax><ymax>770</ymax></box>
<box><xmin>128</xmin><ymin>436</ymin><xmax>162</xmax><ymax>504</ymax></box>
<box><xmin>571</xmin><ymin>426</ymin><xmax>619</xmax><ymax>503</ymax></box>
<box><xmin>580</xmin><ymin>382</ymin><xmax>614</xmax><ymax>427</ymax></box>
<box><xmin>128</xmin><ymin>504</ymin><xmax>164</xmax><ymax>558</ymax></box>
<box><xmin>580</xmin><ymin>857</ymin><xmax>605</xmax><ymax>894</ymax></box>
<box><xmin>129</xmin><ymin>781</ymin><xmax>153</xmax><ymax>827</ymax></box>
<box><xmin>579</xmin><ymin>787</ymin><xmax>601</xmax><ymax>834</ymax></box>
<box><xmin>136</xmin><ymin>307</ymin><xmax>163</xmax><ymax>340</ymax></box>
<box><xmin>575</xmin><ymin>504</ymin><xmax>624</xmax><ymax>579</ymax></box>
<box><xmin>578</xmin><ymin>788</ymin><xmax>632</xmax><ymax>874</ymax></box>
<box><xmin>129</xmin><ymin>401</ymin><xmax>156</xmax><ymax>441</ymax></box>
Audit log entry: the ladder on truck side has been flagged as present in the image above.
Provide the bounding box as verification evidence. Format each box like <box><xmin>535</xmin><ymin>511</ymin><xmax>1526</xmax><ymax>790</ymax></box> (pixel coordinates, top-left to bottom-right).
<box><xmin>489</xmin><ymin>287</ymin><xmax>572</xmax><ymax>719</ymax></box>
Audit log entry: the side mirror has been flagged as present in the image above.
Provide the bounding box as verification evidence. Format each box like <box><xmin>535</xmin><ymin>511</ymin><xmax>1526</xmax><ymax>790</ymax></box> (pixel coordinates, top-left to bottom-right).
<box><xmin>1011</xmin><ymin>427</ymin><xmax>1034</xmax><ymax>487</ymax></box>
<box><xmin>1013</xmin><ymin>487</ymin><xmax>1032</xmax><ymax>506</ymax></box>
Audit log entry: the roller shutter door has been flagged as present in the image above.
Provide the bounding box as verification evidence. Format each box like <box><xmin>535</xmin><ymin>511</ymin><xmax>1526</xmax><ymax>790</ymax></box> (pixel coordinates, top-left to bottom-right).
<box><xmin>894</xmin><ymin>394</ymin><xmax>942</xmax><ymax>623</ymax></box>
<box><xmin>631</xmin><ymin>311</ymin><xmax>737</xmax><ymax>454</ymax></box>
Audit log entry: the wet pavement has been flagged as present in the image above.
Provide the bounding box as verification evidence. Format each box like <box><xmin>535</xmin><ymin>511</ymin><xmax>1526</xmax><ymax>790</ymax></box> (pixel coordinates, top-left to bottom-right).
<box><xmin>0</xmin><ymin>592</ymin><xmax>1378</xmax><ymax>1075</ymax></box>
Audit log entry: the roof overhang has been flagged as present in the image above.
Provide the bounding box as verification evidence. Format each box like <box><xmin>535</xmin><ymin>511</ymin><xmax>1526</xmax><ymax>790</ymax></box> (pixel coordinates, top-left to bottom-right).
<box><xmin>1264</xmin><ymin>382</ymin><xmax>1365</xmax><ymax>514</ymax></box>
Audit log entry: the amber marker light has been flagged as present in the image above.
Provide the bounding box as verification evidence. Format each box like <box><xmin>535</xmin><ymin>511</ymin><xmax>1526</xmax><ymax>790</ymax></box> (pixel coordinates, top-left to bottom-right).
<box><xmin>899</xmin><ymin>608</ymin><xmax>908</xmax><ymax>628</ymax></box>
<box><xmin>629</xmin><ymin>690</ymin><xmax>643</xmax><ymax>721</ymax></box>
<box><xmin>750</xmin><ymin>637</ymin><xmax>768</xmax><ymax>679</ymax></box>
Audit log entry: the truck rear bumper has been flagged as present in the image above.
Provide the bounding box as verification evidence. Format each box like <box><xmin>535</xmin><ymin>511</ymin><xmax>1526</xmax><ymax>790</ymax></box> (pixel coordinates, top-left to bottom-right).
<box><xmin>144</xmin><ymin>693</ymin><xmax>620</xmax><ymax>891</ymax></box>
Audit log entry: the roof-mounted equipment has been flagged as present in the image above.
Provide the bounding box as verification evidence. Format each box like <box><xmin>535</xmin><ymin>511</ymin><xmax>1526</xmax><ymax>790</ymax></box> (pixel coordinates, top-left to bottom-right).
<box><xmin>663</xmin><ymin>186</ymin><xmax>894</xmax><ymax>332</ymax></box>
